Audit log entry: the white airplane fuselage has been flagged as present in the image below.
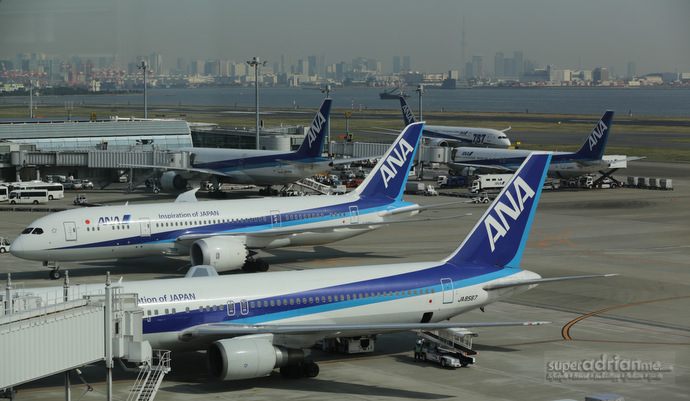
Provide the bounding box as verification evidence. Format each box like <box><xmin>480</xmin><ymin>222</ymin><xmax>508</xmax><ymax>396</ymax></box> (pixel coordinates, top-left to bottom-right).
<box><xmin>423</xmin><ymin>125</ymin><xmax>511</xmax><ymax>148</ymax></box>
<box><xmin>25</xmin><ymin>260</ymin><xmax>540</xmax><ymax>352</ymax></box>
<box><xmin>10</xmin><ymin>194</ymin><xmax>414</xmax><ymax>262</ymax></box>
<box><xmin>450</xmin><ymin>147</ymin><xmax>611</xmax><ymax>178</ymax></box>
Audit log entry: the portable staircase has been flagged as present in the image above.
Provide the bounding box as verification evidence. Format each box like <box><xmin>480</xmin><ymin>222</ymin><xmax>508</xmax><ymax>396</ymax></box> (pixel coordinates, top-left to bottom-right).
<box><xmin>415</xmin><ymin>328</ymin><xmax>478</xmax><ymax>365</ymax></box>
<box><xmin>289</xmin><ymin>177</ymin><xmax>334</xmax><ymax>195</ymax></box>
<box><xmin>127</xmin><ymin>350</ymin><xmax>171</xmax><ymax>401</ymax></box>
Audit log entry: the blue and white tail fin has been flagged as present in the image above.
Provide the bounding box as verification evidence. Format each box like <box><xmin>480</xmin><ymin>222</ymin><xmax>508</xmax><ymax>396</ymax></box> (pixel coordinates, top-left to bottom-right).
<box><xmin>295</xmin><ymin>98</ymin><xmax>332</xmax><ymax>158</ymax></box>
<box><xmin>444</xmin><ymin>153</ymin><xmax>552</xmax><ymax>268</ymax></box>
<box><xmin>399</xmin><ymin>96</ymin><xmax>417</xmax><ymax>126</ymax></box>
<box><xmin>572</xmin><ymin>110</ymin><xmax>614</xmax><ymax>160</ymax></box>
<box><xmin>355</xmin><ymin>122</ymin><xmax>424</xmax><ymax>201</ymax></box>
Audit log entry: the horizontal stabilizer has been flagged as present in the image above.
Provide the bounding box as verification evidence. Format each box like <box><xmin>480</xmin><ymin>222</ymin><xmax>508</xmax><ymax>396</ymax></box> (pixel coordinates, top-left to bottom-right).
<box><xmin>378</xmin><ymin>201</ymin><xmax>473</xmax><ymax>217</ymax></box>
<box><xmin>483</xmin><ymin>274</ymin><xmax>617</xmax><ymax>291</ymax></box>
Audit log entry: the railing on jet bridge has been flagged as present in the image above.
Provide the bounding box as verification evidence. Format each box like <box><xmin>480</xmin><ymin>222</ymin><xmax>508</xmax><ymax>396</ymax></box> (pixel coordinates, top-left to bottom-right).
<box><xmin>1</xmin><ymin>272</ymin><xmax>105</xmax><ymax>323</ymax></box>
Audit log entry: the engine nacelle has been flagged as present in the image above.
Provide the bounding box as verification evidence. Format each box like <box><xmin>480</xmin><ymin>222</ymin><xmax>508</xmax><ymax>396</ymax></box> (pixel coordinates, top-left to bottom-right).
<box><xmin>428</xmin><ymin>138</ymin><xmax>450</xmax><ymax>147</ymax></box>
<box><xmin>207</xmin><ymin>338</ymin><xmax>307</xmax><ymax>380</ymax></box>
<box><xmin>190</xmin><ymin>236</ymin><xmax>248</xmax><ymax>272</ymax></box>
<box><xmin>160</xmin><ymin>171</ymin><xmax>188</xmax><ymax>191</ymax></box>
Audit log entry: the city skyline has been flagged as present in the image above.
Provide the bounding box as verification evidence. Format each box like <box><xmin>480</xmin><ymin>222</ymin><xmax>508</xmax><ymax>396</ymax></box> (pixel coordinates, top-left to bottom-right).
<box><xmin>1</xmin><ymin>0</ymin><xmax>689</xmax><ymax>77</ymax></box>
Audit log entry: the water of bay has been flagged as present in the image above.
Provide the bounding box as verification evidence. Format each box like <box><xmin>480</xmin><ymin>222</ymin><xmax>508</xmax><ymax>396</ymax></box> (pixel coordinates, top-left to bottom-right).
<box><xmin>21</xmin><ymin>86</ymin><xmax>690</xmax><ymax>118</ymax></box>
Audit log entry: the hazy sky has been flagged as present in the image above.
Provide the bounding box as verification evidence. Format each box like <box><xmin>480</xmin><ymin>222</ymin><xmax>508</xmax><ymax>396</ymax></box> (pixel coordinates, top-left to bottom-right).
<box><xmin>1</xmin><ymin>0</ymin><xmax>689</xmax><ymax>75</ymax></box>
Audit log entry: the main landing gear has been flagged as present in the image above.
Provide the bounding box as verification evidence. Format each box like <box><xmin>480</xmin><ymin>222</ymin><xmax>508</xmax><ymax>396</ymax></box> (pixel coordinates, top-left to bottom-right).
<box><xmin>279</xmin><ymin>360</ymin><xmax>320</xmax><ymax>379</ymax></box>
<box><xmin>241</xmin><ymin>257</ymin><xmax>269</xmax><ymax>273</ymax></box>
<box><xmin>258</xmin><ymin>186</ymin><xmax>280</xmax><ymax>196</ymax></box>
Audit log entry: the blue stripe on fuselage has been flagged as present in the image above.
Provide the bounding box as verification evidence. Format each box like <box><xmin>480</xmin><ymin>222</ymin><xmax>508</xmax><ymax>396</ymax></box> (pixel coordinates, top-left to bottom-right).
<box><xmin>141</xmin><ymin>263</ymin><xmax>515</xmax><ymax>334</ymax></box>
<box><xmin>49</xmin><ymin>198</ymin><xmax>416</xmax><ymax>252</ymax></box>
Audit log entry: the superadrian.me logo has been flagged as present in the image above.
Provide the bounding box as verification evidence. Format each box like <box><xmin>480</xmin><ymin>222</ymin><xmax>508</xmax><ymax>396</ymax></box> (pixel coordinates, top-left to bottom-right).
<box><xmin>545</xmin><ymin>353</ymin><xmax>674</xmax><ymax>383</ymax></box>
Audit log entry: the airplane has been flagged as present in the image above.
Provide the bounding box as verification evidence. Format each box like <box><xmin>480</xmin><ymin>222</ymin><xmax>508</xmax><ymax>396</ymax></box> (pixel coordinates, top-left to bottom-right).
<box><xmin>448</xmin><ymin>110</ymin><xmax>637</xmax><ymax>179</ymax></box>
<box><xmin>11</xmin><ymin>122</ymin><xmax>457</xmax><ymax>280</ymax></box>
<box><xmin>399</xmin><ymin>95</ymin><xmax>512</xmax><ymax>148</ymax></box>
<box><xmin>17</xmin><ymin>152</ymin><xmax>613</xmax><ymax>382</ymax></box>
<box><xmin>130</xmin><ymin>99</ymin><xmax>338</xmax><ymax>194</ymax></box>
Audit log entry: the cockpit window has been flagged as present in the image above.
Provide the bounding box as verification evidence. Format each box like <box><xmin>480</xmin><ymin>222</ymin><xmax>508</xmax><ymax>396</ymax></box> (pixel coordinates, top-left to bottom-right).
<box><xmin>32</xmin><ymin>228</ymin><xmax>44</xmax><ymax>235</ymax></box>
<box><xmin>21</xmin><ymin>227</ymin><xmax>34</xmax><ymax>234</ymax></box>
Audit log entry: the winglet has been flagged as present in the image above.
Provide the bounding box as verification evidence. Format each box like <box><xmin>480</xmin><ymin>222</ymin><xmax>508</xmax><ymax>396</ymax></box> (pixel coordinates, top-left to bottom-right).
<box><xmin>399</xmin><ymin>96</ymin><xmax>417</xmax><ymax>125</ymax></box>
<box><xmin>573</xmin><ymin>110</ymin><xmax>614</xmax><ymax>160</ymax></box>
<box><xmin>444</xmin><ymin>153</ymin><xmax>551</xmax><ymax>268</ymax></box>
<box><xmin>355</xmin><ymin>122</ymin><xmax>424</xmax><ymax>201</ymax></box>
<box><xmin>295</xmin><ymin>98</ymin><xmax>332</xmax><ymax>157</ymax></box>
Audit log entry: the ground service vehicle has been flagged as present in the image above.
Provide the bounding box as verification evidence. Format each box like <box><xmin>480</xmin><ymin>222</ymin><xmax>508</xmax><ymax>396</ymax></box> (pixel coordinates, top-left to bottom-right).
<box><xmin>420</xmin><ymin>344</ymin><xmax>468</xmax><ymax>368</ymax></box>
<box><xmin>0</xmin><ymin>186</ymin><xmax>7</xmax><ymax>202</ymax></box>
<box><xmin>0</xmin><ymin>237</ymin><xmax>10</xmax><ymax>253</ymax></box>
<box><xmin>469</xmin><ymin>174</ymin><xmax>513</xmax><ymax>193</ymax></box>
<box><xmin>11</xmin><ymin>182</ymin><xmax>64</xmax><ymax>200</ymax></box>
<box><xmin>9</xmin><ymin>190</ymin><xmax>49</xmax><ymax>204</ymax></box>
<box><xmin>437</xmin><ymin>175</ymin><xmax>468</xmax><ymax>188</ymax></box>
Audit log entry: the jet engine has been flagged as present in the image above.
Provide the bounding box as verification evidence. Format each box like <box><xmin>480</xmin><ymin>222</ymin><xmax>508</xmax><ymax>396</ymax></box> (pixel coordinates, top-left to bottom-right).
<box><xmin>160</xmin><ymin>171</ymin><xmax>188</xmax><ymax>191</ymax></box>
<box><xmin>190</xmin><ymin>236</ymin><xmax>248</xmax><ymax>272</ymax></box>
<box><xmin>207</xmin><ymin>338</ymin><xmax>309</xmax><ymax>380</ymax></box>
<box><xmin>427</xmin><ymin>138</ymin><xmax>450</xmax><ymax>147</ymax></box>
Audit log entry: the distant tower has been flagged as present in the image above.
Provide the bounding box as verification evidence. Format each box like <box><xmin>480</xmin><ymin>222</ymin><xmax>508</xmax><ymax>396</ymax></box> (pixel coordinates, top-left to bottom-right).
<box><xmin>494</xmin><ymin>52</ymin><xmax>505</xmax><ymax>78</ymax></box>
<box><xmin>403</xmin><ymin>56</ymin><xmax>410</xmax><ymax>73</ymax></box>
<box><xmin>513</xmin><ymin>51</ymin><xmax>524</xmax><ymax>79</ymax></box>
<box><xmin>460</xmin><ymin>15</ymin><xmax>466</xmax><ymax>77</ymax></box>
<box><xmin>627</xmin><ymin>61</ymin><xmax>636</xmax><ymax>79</ymax></box>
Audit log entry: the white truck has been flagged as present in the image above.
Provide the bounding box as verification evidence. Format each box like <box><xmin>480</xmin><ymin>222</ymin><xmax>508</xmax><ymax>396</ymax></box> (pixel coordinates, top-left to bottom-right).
<box><xmin>420</xmin><ymin>344</ymin><xmax>467</xmax><ymax>368</ymax></box>
<box><xmin>415</xmin><ymin>328</ymin><xmax>477</xmax><ymax>368</ymax></box>
<box><xmin>469</xmin><ymin>174</ymin><xmax>513</xmax><ymax>193</ymax></box>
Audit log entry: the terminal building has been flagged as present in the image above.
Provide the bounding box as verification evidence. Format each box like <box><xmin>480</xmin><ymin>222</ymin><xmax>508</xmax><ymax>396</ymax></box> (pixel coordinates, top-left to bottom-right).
<box><xmin>0</xmin><ymin>117</ymin><xmax>314</xmax><ymax>184</ymax></box>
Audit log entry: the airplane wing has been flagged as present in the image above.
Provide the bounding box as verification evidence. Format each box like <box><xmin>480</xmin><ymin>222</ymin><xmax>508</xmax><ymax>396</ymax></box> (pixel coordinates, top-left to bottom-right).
<box><xmin>274</xmin><ymin>157</ymin><xmax>381</xmax><ymax>168</ymax></box>
<box><xmin>482</xmin><ymin>274</ymin><xmax>617</xmax><ymax>291</ymax></box>
<box><xmin>119</xmin><ymin>163</ymin><xmax>224</xmax><ymax>177</ymax></box>
<box><xmin>450</xmin><ymin>162</ymin><xmax>515</xmax><ymax>172</ymax></box>
<box><xmin>179</xmin><ymin>321</ymin><xmax>550</xmax><ymax>342</ymax></box>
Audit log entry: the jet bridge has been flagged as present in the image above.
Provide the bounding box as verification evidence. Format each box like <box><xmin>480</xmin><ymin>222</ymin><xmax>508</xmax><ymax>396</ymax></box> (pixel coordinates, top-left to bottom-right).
<box><xmin>0</xmin><ymin>273</ymin><xmax>162</xmax><ymax>400</ymax></box>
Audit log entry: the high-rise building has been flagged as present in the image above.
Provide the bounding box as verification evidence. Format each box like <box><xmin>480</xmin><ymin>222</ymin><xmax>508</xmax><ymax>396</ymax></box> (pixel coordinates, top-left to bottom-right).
<box><xmin>593</xmin><ymin>67</ymin><xmax>609</xmax><ymax>83</ymax></box>
<box><xmin>307</xmin><ymin>55</ymin><xmax>326</xmax><ymax>79</ymax></box>
<box><xmin>494</xmin><ymin>52</ymin><xmax>505</xmax><ymax>78</ymax></box>
<box><xmin>402</xmin><ymin>56</ymin><xmax>410</xmax><ymax>73</ymax></box>
<box><xmin>627</xmin><ymin>61</ymin><xmax>636</xmax><ymax>79</ymax></box>
<box><xmin>149</xmin><ymin>53</ymin><xmax>163</xmax><ymax>74</ymax></box>
<box><xmin>513</xmin><ymin>51</ymin><xmax>524</xmax><ymax>79</ymax></box>
<box><xmin>471</xmin><ymin>55</ymin><xmax>484</xmax><ymax>77</ymax></box>
<box><xmin>393</xmin><ymin>56</ymin><xmax>401</xmax><ymax>73</ymax></box>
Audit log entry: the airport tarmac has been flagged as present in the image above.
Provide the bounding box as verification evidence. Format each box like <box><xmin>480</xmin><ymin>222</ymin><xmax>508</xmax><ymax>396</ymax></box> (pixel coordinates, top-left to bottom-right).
<box><xmin>1</xmin><ymin>160</ymin><xmax>689</xmax><ymax>400</ymax></box>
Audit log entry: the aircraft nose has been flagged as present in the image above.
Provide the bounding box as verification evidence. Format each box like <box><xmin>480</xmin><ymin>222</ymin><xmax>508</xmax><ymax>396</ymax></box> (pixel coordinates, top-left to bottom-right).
<box><xmin>9</xmin><ymin>237</ymin><xmax>23</xmax><ymax>258</ymax></box>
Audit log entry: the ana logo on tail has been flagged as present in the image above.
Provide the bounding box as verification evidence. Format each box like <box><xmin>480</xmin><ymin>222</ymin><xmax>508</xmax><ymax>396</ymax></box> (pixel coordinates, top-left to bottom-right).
<box><xmin>306</xmin><ymin>111</ymin><xmax>327</xmax><ymax>148</ymax></box>
<box><xmin>587</xmin><ymin>119</ymin><xmax>608</xmax><ymax>151</ymax></box>
<box><xmin>380</xmin><ymin>139</ymin><xmax>415</xmax><ymax>188</ymax></box>
<box><xmin>484</xmin><ymin>176</ymin><xmax>536</xmax><ymax>252</ymax></box>
<box><xmin>402</xmin><ymin>103</ymin><xmax>415</xmax><ymax>125</ymax></box>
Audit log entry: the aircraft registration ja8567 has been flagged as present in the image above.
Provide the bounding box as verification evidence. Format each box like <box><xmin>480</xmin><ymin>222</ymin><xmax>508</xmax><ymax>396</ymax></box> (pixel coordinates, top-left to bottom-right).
<box><xmin>15</xmin><ymin>153</ymin><xmax>614</xmax><ymax>382</ymax></box>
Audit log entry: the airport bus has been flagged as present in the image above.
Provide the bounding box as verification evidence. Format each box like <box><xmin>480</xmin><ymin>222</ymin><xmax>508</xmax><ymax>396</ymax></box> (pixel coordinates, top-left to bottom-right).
<box><xmin>12</xmin><ymin>182</ymin><xmax>64</xmax><ymax>200</ymax></box>
<box><xmin>9</xmin><ymin>189</ymin><xmax>50</xmax><ymax>204</ymax></box>
<box><xmin>0</xmin><ymin>185</ymin><xmax>8</xmax><ymax>202</ymax></box>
